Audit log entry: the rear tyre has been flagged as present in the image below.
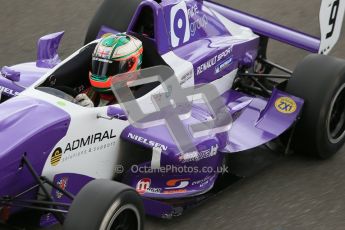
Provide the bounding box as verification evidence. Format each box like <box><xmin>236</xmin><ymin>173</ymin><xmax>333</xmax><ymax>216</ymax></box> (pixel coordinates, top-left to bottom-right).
<box><xmin>84</xmin><ymin>0</ymin><xmax>142</xmax><ymax>44</ymax></box>
<box><xmin>63</xmin><ymin>179</ymin><xmax>144</xmax><ymax>230</ymax></box>
<box><xmin>286</xmin><ymin>54</ymin><xmax>345</xmax><ymax>159</ymax></box>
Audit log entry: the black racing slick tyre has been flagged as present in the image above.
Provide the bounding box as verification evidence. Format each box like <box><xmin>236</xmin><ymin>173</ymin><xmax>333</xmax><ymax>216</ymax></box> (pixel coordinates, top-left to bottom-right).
<box><xmin>63</xmin><ymin>179</ymin><xmax>144</xmax><ymax>230</ymax></box>
<box><xmin>84</xmin><ymin>0</ymin><xmax>142</xmax><ymax>44</ymax></box>
<box><xmin>286</xmin><ymin>54</ymin><xmax>345</xmax><ymax>159</ymax></box>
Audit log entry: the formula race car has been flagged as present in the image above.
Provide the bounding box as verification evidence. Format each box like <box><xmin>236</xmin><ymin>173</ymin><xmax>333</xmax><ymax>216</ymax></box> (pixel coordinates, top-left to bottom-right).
<box><xmin>1</xmin><ymin>0</ymin><xmax>345</xmax><ymax>229</ymax></box>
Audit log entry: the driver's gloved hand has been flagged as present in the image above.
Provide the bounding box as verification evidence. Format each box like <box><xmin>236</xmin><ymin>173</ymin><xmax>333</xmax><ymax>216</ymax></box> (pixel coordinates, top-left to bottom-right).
<box><xmin>75</xmin><ymin>93</ymin><xmax>94</xmax><ymax>107</ymax></box>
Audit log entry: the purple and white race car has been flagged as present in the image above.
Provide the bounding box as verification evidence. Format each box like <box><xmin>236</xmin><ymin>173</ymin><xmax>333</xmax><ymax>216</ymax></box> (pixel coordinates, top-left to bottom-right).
<box><xmin>1</xmin><ymin>0</ymin><xmax>345</xmax><ymax>229</ymax></box>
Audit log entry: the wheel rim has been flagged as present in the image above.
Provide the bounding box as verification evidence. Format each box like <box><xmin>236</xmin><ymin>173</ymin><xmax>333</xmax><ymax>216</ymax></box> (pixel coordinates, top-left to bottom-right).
<box><xmin>102</xmin><ymin>203</ymin><xmax>140</xmax><ymax>230</ymax></box>
<box><xmin>327</xmin><ymin>83</ymin><xmax>345</xmax><ymax>144</ymax></box>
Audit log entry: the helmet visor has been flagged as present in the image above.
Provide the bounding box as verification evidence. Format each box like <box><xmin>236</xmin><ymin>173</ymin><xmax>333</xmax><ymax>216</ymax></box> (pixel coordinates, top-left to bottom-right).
<box><xmin>92</xmin><ymin>58</ymin><xmax>130</xmax><ymax>77</ymax></box>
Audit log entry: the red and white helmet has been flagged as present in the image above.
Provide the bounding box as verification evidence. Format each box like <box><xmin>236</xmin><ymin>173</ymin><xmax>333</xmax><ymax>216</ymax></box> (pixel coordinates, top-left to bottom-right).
<box><xmin>90</xmin><ymin>33</ymin><xmax>143</xmax><ymax>92</ymax></box>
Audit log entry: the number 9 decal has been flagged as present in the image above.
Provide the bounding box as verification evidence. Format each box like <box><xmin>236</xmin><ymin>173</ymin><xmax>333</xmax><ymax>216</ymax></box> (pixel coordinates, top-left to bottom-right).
<box><xmin>326</xmin><ymin>0</ymin><xmax>340</xmax><ymax>38</ymax></box>
<box><xmin>319</xmin><ymin>0</ymin><xmax>345</xmax><ymax>54</ymax></box>
<box><xmin>170</xmin><ymin>1</ymin><xmax>191</xmax><ymax>48</ymax></box>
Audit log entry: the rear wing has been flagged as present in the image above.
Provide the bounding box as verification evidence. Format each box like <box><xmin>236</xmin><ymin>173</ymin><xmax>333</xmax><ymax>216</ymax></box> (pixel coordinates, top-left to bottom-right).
<box><xmin>205</xmin><ymin>0</ymin><xmax>345</xmax><ymax>55</ymax></box>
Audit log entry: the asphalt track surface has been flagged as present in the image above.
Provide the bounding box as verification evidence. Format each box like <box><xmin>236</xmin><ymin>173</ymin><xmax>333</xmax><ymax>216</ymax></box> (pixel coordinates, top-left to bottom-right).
<box><xmin>1</xmin><ymin>1</ymin><xmax>345</xmax><ymax>230</ymax></box>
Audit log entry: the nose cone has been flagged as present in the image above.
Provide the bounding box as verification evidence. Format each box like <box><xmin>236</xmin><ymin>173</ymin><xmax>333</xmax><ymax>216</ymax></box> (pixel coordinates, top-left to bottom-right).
<box><xmin>0</xmin><ymin>96</ymin><xmax>70</xmax><ymax>197</ymax></box>
<box><xmin>0</xmin><ymin>96</ymin><xmax>70</xmax><ymax>153</ymax></box>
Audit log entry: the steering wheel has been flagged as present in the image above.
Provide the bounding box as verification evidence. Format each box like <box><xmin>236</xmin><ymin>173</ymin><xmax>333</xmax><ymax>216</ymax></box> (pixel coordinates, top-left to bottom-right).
<box><xmin>37</xmin><ymin>86</ymin><xmax>79</xmax><ymax>103</ymax></box>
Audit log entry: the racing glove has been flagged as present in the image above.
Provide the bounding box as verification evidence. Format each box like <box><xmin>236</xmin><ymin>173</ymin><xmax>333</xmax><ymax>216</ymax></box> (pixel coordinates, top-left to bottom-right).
<box><xmin>75</xmin><ymin>93</ymin><xmax>94</xmax><ymax>108</ymax></box>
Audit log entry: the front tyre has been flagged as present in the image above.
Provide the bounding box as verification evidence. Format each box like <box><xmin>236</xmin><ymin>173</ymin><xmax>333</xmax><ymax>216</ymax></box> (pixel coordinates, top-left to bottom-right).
<box><xmin>286</xmin><ymin>54</ymin><xmax>345</xmax><ymax>159</ymax></box>
<box><xmin>63</xmin><ymin>179</ymin><xmax>144</xmax><ymax>230</ymax></box>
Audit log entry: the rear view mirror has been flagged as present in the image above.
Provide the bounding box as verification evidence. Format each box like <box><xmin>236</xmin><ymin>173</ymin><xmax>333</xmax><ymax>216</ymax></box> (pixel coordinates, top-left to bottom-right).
<box><xmin>36</xmin><ymin>31</ymin><xmax>64</xmax><ymax>68</ymax></box>
<box><xmin>0</xmin><ymin>66</ymin><xmax>20</xmax><ymax>82</ymax></box>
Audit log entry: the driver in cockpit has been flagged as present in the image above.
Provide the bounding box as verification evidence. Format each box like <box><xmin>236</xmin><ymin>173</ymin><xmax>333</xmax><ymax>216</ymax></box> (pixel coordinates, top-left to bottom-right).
<box><xmin>75</xmin><ymin>33</ymin><xmax>143</xmax><ymax>107</ymax></box>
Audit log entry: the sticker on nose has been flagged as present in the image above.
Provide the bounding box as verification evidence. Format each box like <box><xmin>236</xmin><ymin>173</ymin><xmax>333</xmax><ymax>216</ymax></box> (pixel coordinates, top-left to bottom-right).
<box><xmin>275</xmin><ymin>97</ymin><xmax>297</xmax><ymax>114</ymax></box>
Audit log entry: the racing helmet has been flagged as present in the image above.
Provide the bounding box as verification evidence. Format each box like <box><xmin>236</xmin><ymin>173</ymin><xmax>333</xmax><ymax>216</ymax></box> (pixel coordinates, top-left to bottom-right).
<box><xmin>90</xmin><ymin>33</ymin><xmax>143</xmax><ymax>92</ymax></box>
